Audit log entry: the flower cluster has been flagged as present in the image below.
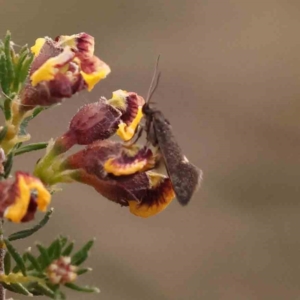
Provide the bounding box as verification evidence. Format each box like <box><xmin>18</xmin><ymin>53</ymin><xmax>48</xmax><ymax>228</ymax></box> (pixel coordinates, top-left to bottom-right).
<box><xmin>35</xmin><ymin>91</ymin><xmax>176</xmax><ymax>217</ymax></box>
<box><xmin>0</xmin><ymin>31</ymin><xmax>177</xmax><ymax>222</ymax></box>
<box><xmin>0</xmin><ymin>30</ymin><xmax>180</xmax><ymax>299</ymax></box>
<box><xmin>0</xmin><ymin>32</ymin><xmax>111</xmax><ymax>223</ymax></box>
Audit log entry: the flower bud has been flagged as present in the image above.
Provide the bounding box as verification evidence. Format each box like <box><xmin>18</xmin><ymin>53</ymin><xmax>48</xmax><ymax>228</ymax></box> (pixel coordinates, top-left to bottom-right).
<box><xmin>66</xmin><ymin>98</ymin><xmax>121</xmax><ymax>147</ymax></box>
<box><xmin>47</xmin><ymin>256</ymin><xmax>77</xmax><ymax>285</ymax></box>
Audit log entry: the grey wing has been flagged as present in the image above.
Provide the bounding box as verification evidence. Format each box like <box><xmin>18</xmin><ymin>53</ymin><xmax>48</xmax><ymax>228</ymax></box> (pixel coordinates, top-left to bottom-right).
<box><xmin>153</xmin><ymin>112</ymin><xmax>202</xmax><ymax>205</ymax></box>
<box><xmin>168</xmin><ymin>159</ymin><xmax>202</xmax><ymax>205</ymax></box>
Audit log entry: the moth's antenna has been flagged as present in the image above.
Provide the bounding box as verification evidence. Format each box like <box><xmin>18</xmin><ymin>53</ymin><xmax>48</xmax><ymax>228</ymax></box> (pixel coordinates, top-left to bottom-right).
<box><xmin>146</xmin><ymin>55</ymin><xmax>161</xmax><ymax>104</ymax></box>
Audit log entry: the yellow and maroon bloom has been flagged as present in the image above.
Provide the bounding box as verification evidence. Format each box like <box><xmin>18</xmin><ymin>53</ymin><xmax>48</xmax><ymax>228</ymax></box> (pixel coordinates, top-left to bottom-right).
<box><xmin>20</xmin><ymin>33</ymin><xmax>110</xmax><ymax>110</ymax></box>
<box><xmin>108</xmin><ymin>90</ymin><xmax>145</xmax><ymax>141</ymax></box>
<box><xmin>0</xmin><ymin>172</ymin><xmax>51</xmax><ymax>223</ymax></box>
<box><xmin>51</xmin><ymin>91</ymin><xmax>145</xmax><ymax>154</ymax></box>
<box><xmin>62</xmin><ymin>140</ymin><xmax>175</xmax><ymax>217</ymax></box>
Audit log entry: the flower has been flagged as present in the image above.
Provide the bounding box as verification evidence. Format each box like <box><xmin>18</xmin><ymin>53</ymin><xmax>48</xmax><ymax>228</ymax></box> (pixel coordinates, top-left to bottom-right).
<box><xmin>20</xmin><ymin>33</ymin><xmax>110</xmax><ymax>110</ymax></box>
<box><xmin>61</xmin><ymin>140</ymin><xmax>175</xmax><ymax>217</ymax></box>
<box><xmin>47</xmin><ymin>257</ymin><xmax>77</xmax><ymax>285</ymax></box>
<box><xmin>43</xmin><ymin>90</ymin><xmax>145</xmax><ymax>157</ymax></box>
<box><xmin>59</xmin><ymin>90</ymin><xmax>144</xmax><ymax>149</ymax></box>
<box><xmin>0</xmin><ymin>172</ymin><xmax>51</xmax><ymax>222</ymax></box>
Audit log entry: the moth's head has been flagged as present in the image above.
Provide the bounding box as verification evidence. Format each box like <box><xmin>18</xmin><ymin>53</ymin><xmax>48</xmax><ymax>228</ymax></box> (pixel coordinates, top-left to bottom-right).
<box><xmin>142</xmin><ymin>102</ymin><xmax>154</xmax><ymax>116</ymax></box>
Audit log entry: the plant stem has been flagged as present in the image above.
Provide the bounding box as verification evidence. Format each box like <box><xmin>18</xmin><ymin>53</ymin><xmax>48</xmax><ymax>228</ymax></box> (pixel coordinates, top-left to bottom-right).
<box><xmin>0</xmin><ymin>219</ymin><xmax>6</xmax><ymax>300</ymax></box>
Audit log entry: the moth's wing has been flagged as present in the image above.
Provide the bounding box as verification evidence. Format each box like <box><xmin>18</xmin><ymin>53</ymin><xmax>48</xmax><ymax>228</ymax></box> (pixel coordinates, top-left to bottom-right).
<box><xmin>166</xmin><ymin>159</ymin><xmax>202</xmax><ymax>205</ymax></box>
<box><xmin>152</xmin><ymin>111</ymin><xmax>202</xmax><ymax>205</ymax></box>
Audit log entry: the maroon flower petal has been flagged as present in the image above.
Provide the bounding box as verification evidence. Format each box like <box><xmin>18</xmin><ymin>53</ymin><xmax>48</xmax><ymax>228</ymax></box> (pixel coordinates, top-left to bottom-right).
<box><xmin>68</xmin><ymin>98</ymin><xmax>122</xmax><ymax>145</ymax></box>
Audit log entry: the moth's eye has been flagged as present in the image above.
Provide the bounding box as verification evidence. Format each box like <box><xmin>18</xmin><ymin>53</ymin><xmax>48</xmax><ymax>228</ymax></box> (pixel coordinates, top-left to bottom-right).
<box><xmin>142</xmin><ymin>104</ymin><xmax>150</xmax><ymax>114</ymax></box>
<box><xmin>142</xmin><ymin>105</ymin><xmax>146</xmax><ymax>114</ymax></box>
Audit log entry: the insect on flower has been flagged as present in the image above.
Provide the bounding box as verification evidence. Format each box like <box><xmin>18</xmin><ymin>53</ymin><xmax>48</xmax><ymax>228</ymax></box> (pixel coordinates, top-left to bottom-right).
<box><xmin>131</xmin><ymin>57</ymin><xmax>202</xmax><ymax>206</ymax></box>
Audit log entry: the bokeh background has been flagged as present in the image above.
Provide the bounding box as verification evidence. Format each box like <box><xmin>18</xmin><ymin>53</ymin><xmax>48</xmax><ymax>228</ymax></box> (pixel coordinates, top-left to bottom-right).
<box><xmin>1</xmin><ymin>0</ymin><xmax>300</xmax><ymax>299</ymax></box>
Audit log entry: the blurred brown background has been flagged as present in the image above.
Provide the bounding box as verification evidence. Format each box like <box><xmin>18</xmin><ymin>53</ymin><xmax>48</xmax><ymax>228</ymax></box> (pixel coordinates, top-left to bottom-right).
<box><xmin>1</xmin><ymin>0</ymin><xmax>300</xmax><ymax>299</ymax></box>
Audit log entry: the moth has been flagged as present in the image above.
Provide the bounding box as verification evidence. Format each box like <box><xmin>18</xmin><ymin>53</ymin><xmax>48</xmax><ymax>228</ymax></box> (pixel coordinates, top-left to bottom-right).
<box><xmin>135</xmin><ymin>58</ymin><xmax>202</xmax><ymax>205</ymax></box>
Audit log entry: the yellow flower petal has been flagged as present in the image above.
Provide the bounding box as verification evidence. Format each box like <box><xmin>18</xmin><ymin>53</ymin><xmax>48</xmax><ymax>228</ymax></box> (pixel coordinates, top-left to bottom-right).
<box><xmin>30</xmin><ymin>47</ymin><xmax>74</xmax><ymax>86</ymax></box>
<box><xmin>57</xmin><ymin>34</ymin><xmax>77</xmax><ymax>48</ymax></box>
<box><xmin>80</xmin><ymin>66</ymin><xmax>111</xmax><ymax>91</ymax></box>
<box><xmin>116</xmin><ymin>106</ymin><xmax>143</xmax><ymax>141</ymax></box>
<box><xmin>4</xmin><ymin>174</ymin><xmax>51</xmax><ymax>223</ymax></box>
<box><xmin>104</xmin><ymin>157</ymin><xmax>147</xmax><ymax>176</ymax></box>
<box><xmin>31</xmin><ymin>38</ymin><xmax>46</xmax><ymax>57</ymax></box>
<box><xmin>108</xmin><ymin>90</ymin><xmax>128</xmax><ymax>110</ymax></box>
<box><xmin>128</xmin><ymin>172</ymin><xmax>175</xmax><ymax>218</ymax></box>
<box><xmin>25</xmin><ymin>178</ymin><xmax>51</xmax><ymax>212</ymax></box>
<box><xmin>4</xmin><ymin>176</ymin><xmax>30</xmax><ymax>223</ymax></box>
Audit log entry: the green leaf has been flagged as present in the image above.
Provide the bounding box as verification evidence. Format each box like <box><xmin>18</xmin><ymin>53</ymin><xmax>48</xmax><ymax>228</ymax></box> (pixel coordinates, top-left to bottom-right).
<box><xmin>36</xmin><ymin>243</ymin><xmax>51</xmax><ymax>268</ymax></box>
<box><xmin>77</xmin><ymin>267</ymin><xmax>92</xmax><ymax>276</ymax></box>
<box><xmin>19</xmin><ymin>54</ymin><xmax>33</xmax><ymax>86</ymax></box>
<box><xmin>65</xmin><ymin>282</ymin><xmax>100</xmax><ymax>293</ymax></box>
<box><xmin>0</xmin><ymin>98</ymin><xmax>4</xmax><ymax>111</ymax></box>
<box><xmin>62</xmin><ymin>241</ymin><xmax>74</xmax><ymax>256</ymax></box>
<box><xmin>4</xmin><ymin>239</ymin><xmax>26</xmax><ymax>276</ymax></box>
<box><xmin>3</xmin><ymin>150</ymin><xmax>13</xmax><ymax>178</ymax></box>
<box><xmin>0</xmin><ymin>282</ymin><xmax>17</xmax><ymax>293</ymax></box>
<box><xmin>8</xmin><ymin>208</ymin><xmax>53</xmax><ymax>241</ymax></box>
<box><xmin>0</xmin><ymin>53</ymin><xmax>9</xmax><ymax>95</ymax></box>
<box><xmin>33</xmin><ymin>282</ymin><xmax>56</xmax><ymax>299</ymax></box>
<box><xmin>4</xmin><ymin>251</ymin><xmax>11</xmax><ymax>275</ymax></box>
<box><xmin>25</xmin><ymin>251</ymin><xmax>42</xmax><ymax>272</ymax></box>
<box><xmin>22</xmin><ymin>251</ymin><xmax>28</xmax><ymax>263</ymax></box>
<box><xmin>58</xmin><ymin>236</ymin><xmax>68</xmax><ymax>249</ymax></box>
<box><xmin>26</xmin><ymin>287</ymin><xmax>44</xmax><ymax>296</ymax></box>
<box><xmin>19</xmin><ymin>106</ymin><xmax>45</xmax><ymax>137</ymax></box>
<box><xmin>12</xmin><ymin>48</ymin><xmax>29</xmax><ymax>92</ymax></box>
<box><xmin>55</xmin><ymin>290</ymin><xmax>66</xmax><ymax>300</ymax></box>
<box><xmin>3</xmin><ymin>97</ymin><xmax>11</xmax><ymax>120</ymax></box>
<box><xmin>14</xmin><ymin>141</ymin><xmax>48</xmax><ymax>156</ymax></box>
<box><xmin>47</xmin><ymin>238</ymin><xmax>62</xmax><ymax>261</ymax></box>
<box><xmin>0</xmin><ymin>126</ymin><xmax>7</xmax><ymax>142</ymax></box>
<box><xmin>18</xmin><ymin>44</ymin><xmax>29</xmax><ymax>57</ymax></box>
<box><xmin>72</xmin><ymin>253</ymin><xmax>88</xmax><ymax>267</ymax></box>
<box><xmin>4</xmin><ymin>31</ymin><xmax>14</xmax><ymax>92</ymax></box>
<box><xmin>11</xmin><ymin>282</ymin><xmax>33</xmax><ymax>296</ymax></box>
<box><xmin>71</xmin><ymin>239</ymin><xmax>95</xmax><ymax>266</ymax></box>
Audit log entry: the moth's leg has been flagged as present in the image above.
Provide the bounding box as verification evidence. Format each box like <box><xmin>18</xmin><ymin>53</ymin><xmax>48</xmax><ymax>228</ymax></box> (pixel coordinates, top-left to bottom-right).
<box><xmin>124</xmin><ymin>124</ymin><xmax>144</xmax><ymax>146</ymax></box>
<box><xmin>146</xmin><ymin>119</ymin><xmax>158</xmax><ymax>147</ymax></box>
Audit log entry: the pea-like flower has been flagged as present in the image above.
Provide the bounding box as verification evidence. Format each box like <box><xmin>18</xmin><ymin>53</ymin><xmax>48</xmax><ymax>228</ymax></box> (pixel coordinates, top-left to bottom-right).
<box><xmin>61</xmin><ymin>140</ymin><xmax>175</xmax><ymax>217</ymax></box>
<box><xmin>48</xmin><ymin>90</ymin><xmax>145</xmax><ymax>154</ymax></box>
<box><xmin>33</xmin><ymin>87</ymin><xmax>175</xmax><ymax>217</ymax></box>
<box><xmin>20</xmin><ymin>33</ymin><xmax>110</xmax><ymax>111</ymax></box>
<box><xmin>0</xmin><ymin>172</ymin><xmax>51</xmax><ymax>222</ymax></box>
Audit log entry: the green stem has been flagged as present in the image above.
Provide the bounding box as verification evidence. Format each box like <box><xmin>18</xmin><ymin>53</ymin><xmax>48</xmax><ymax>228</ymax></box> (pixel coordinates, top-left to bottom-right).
<box><xmin>0</xmin><ymin>220</ymin><xmax>6</xmax><ymax>300</ymax></box>
<box><xmin>34</xmin><ymin>147</ymin><xmax>57</xmax><ymax>180</ymax></box>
